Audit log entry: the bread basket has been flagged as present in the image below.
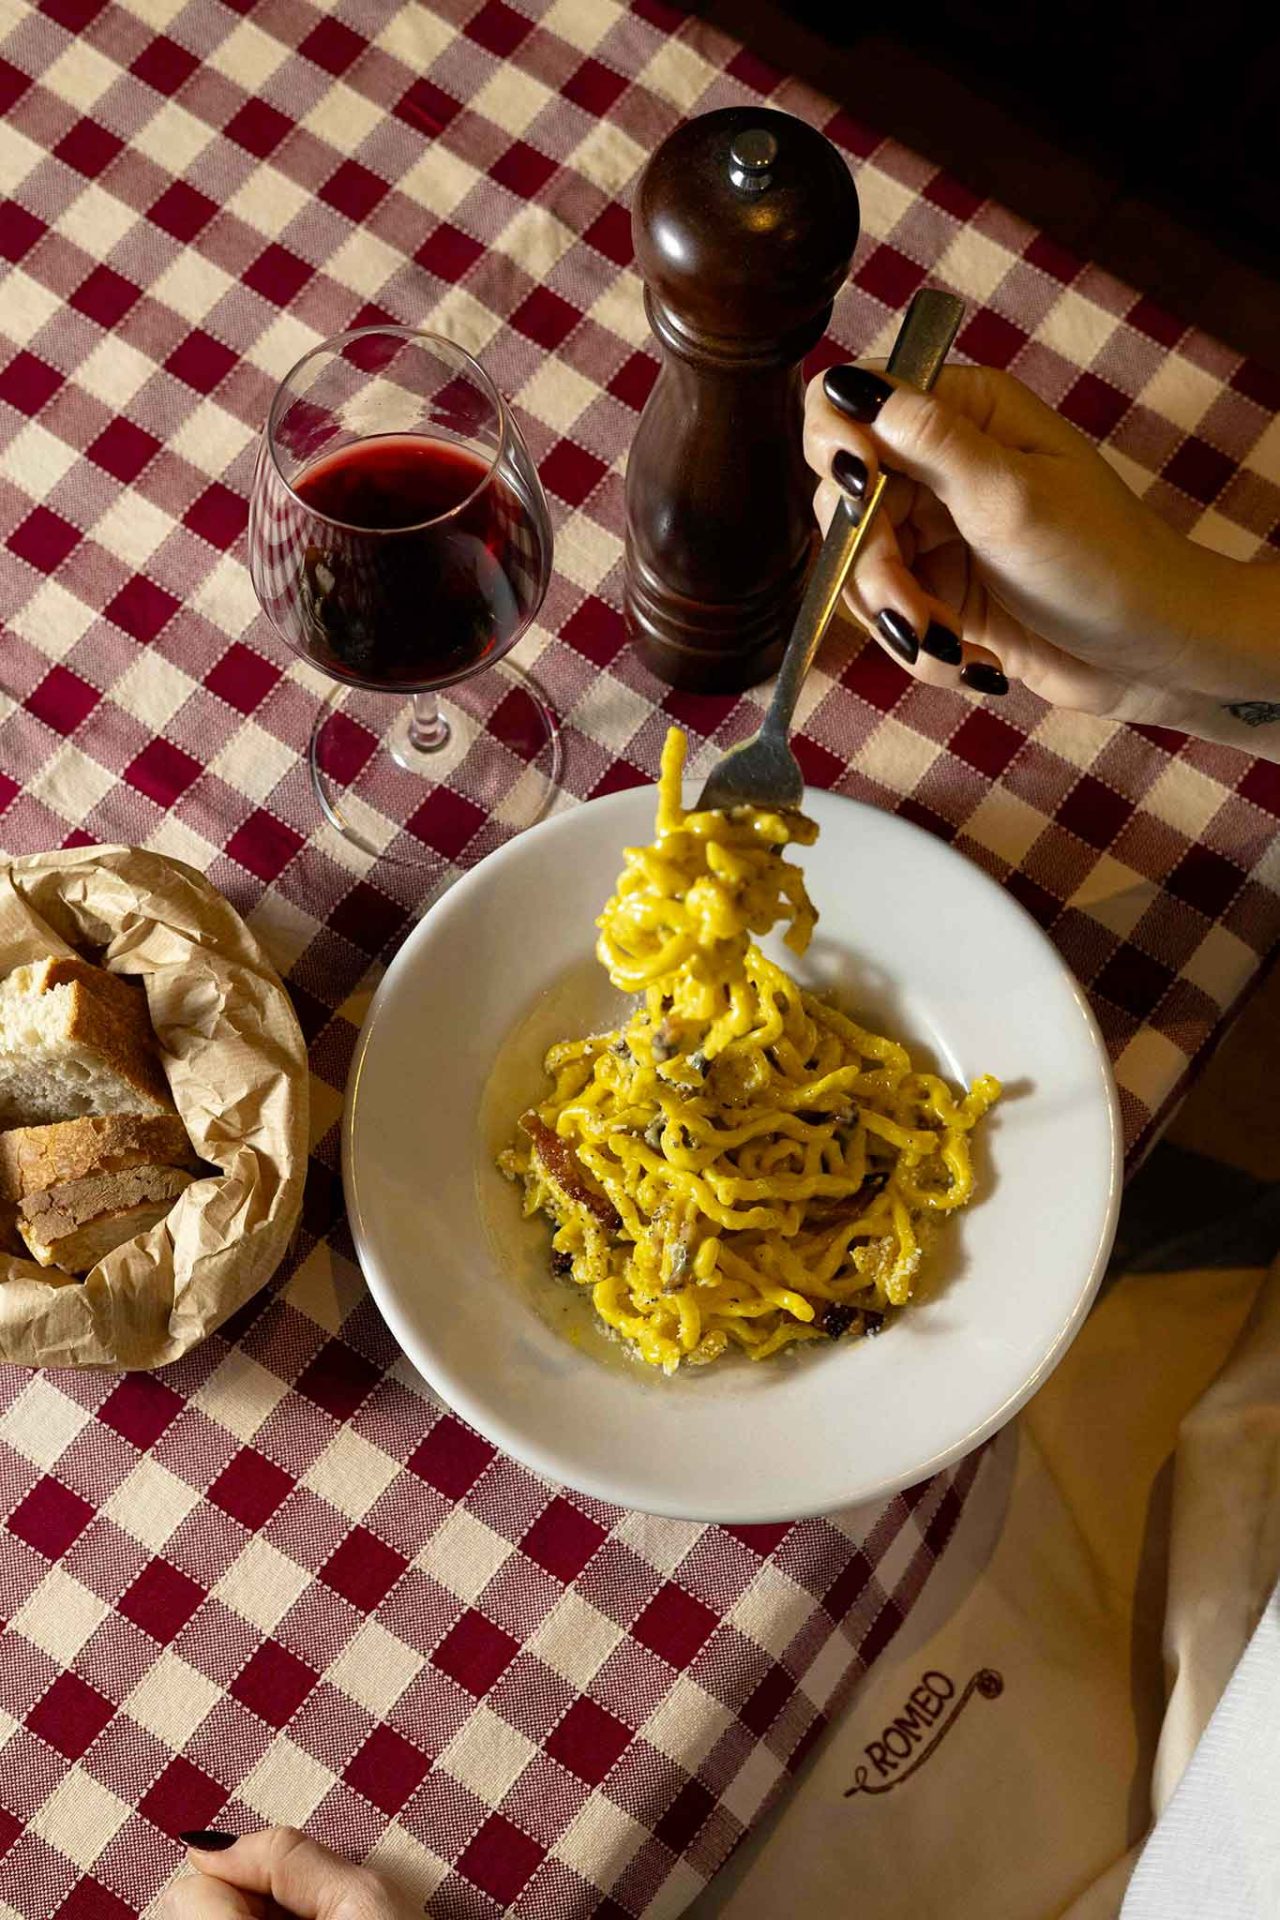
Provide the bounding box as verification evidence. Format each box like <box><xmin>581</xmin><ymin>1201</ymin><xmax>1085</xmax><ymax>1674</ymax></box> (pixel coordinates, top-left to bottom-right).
<box><xmin>0</xmin><ymin>846</ymin><xmax>309</xmax><ymax>1368</ymax></box>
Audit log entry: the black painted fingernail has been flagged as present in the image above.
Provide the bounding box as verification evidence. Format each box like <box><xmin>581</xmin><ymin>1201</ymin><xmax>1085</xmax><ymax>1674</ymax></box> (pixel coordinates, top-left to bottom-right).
<box><xmin>960</xmin><ymin>662</ymin><xmax>1009</xmax><ymax>696</ymax></box>
<box><xmin>875</xmin><ymin>609</ymin><xmax>918</xmax><ymax>664</ymax></box>
<box><xmin>831</xmin><ymin>449</ymin><xmax>868</xmax><ymax>499</ymax></box>
<box><xmin>823</xmin><ymin>366</ymin><xmax>893</xmax><ymax>423</ymax></box>
<box><xmin>920</xmin><ymin>621</ymin><xmax>963</xmax><ymax>665</ymax></box>
<box><xmin>180</xmin><ymin>1831</ymin><xmax>238</xmax><ymax>1851</ymax></box>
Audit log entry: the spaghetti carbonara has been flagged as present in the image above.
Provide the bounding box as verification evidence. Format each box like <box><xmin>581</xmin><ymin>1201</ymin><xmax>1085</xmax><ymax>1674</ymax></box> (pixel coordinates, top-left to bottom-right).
<box><xmin>499</xmin><ymin>728</ymin><xmax>999</xmax><ymax>1373</ymax></box>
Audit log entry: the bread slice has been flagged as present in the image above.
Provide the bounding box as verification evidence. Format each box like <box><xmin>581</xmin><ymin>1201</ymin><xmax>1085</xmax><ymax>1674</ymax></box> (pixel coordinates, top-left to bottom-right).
<box><xmin>0</xmin><ymin>1113</ymin><xmax>196</xmax><ymax>1202</ymax></box>
<box><xmin>17</xmin><ymin>1164</ymin><xmax>194</xmax><ymax>1273</ymax></box>
<box><xmin>0</xmin><ymin>955</ymin><xmax>145</xmax><ymax>1011</ymax></box>
<box><xmin>0</xmin><ymin>957</ymin><xmax>172</xmax><ymax>1126</ymax></box>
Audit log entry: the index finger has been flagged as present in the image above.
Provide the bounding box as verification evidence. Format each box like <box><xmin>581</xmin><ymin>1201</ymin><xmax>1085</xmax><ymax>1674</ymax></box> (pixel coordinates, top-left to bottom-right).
<box><xmin>158</xmin><ymin>1871</ymin><xmax>268</xmax><ymax>1920</ymax></box>
<box><xmin>803</xmin><ymin>373</ymin><xmax>883</xmax><ymax>491</ymax></box>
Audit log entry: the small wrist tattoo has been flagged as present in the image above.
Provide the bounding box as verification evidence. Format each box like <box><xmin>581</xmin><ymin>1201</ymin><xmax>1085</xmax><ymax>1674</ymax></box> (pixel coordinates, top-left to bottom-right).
<box><xmin>1223</xmin><ymin>700</ymin><xmax>1280</xmax><ymax>727</ymax></box>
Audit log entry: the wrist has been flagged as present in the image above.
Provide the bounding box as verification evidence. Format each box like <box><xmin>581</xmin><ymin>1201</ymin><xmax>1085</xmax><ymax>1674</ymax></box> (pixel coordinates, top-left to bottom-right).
<box><xmin>1178</xmin><ymin>544</ymin><xmax>1280</xmax><ymax>702</ymax></box>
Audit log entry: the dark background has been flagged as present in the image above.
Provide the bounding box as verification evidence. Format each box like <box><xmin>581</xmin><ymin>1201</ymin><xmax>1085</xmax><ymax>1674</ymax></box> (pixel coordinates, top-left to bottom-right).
<box><xmin>693</xmin><ymin>0</ymin><xmax>1280</xmax><ymax>376</ymax></box>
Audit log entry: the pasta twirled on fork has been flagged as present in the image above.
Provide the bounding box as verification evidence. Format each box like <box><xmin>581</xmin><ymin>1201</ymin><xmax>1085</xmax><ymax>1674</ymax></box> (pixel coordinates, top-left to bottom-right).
<box><xmin>499</xmin><ymin>728</ymin><xmax>999</xmax><ymax>1373</ymax></box>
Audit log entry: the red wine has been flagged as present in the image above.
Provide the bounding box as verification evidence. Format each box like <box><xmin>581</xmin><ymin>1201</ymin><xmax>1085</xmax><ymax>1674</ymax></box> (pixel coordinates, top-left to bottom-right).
<box><xmin>279</xmin><ymin>435</ymin><xmax>540</xmax><ymax>691</ymax></box>
<box><xmin>298</xmin><ymin>435</ymin><xmax>487</xmax><ymax>530</ymax></box>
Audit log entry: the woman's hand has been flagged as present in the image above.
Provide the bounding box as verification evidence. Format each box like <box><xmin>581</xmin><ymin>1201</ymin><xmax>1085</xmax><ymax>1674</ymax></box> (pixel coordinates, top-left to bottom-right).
<box><xmin>160</xmin><ymin>1829</ymin><xmax>417</xmax><ymax>1920</ymax></box>
<box><xmin>805</xmin><ymin>363</ymin><xmax>1280</xmax><ymax>751</ymax></box>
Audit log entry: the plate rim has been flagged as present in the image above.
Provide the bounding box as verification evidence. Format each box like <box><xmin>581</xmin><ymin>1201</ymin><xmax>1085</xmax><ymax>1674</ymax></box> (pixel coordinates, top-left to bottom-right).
<box><xmin>344</xmin><ymin>785</ymin><xmax>1124</xmax><ymax>1522</ymax></box>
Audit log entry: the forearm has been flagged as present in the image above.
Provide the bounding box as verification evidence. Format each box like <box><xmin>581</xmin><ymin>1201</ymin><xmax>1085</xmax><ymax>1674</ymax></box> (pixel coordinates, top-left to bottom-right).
<box><xmin>1176</xmin><ymin>549</ymin><xmax>1280</xmax><ymax>759</ymax></box>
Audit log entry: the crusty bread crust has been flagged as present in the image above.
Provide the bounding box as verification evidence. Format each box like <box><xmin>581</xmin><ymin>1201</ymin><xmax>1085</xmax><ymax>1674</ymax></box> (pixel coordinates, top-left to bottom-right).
<box><xmin>0</xmin><ymin>1113</ymin><xmax>196</xmax><ymax>1201</ymax></box>
<box><xmin>18</xmin><ymin>1164</ymin><xmax>193</xmax><ymax>1272</ymax></box>
<box><xmin>19</xmin><ymin>1197</ymin><xmax>182</xmax><ymax>1272</ymax></box>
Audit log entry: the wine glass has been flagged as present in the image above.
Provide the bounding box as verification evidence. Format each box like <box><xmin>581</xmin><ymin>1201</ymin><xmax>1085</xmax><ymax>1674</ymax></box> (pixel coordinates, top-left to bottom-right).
<box><xmin>248</xmin><ymin>327</ymin><xmax>558</xmax><ymax>867</ymax></box>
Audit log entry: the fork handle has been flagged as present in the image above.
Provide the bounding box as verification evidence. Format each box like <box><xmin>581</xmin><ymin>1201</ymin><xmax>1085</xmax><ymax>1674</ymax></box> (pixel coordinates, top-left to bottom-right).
<box><xmin>761</xmin><ymin>288</ymin><xmax>965</xmax><ymax>744</ymax></box>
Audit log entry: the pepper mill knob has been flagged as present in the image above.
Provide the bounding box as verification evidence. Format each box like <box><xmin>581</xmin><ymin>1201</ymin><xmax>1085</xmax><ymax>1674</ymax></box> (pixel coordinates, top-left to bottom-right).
<box><xmin>728</xmin><ymin>128</ymin><xmax>777</xmax><ymax>191</ymax></box>
<box><xmin>624</xmin><ymin>108</ymin><xmax>860</xmax><ymax>691</ymax></box>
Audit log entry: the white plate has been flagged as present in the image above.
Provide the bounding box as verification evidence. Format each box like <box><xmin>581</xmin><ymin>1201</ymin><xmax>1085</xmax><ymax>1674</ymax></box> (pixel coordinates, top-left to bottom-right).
<box><xmin>344</xmin><ymin>787</ymin><xmax>1121</xmax><ymax>1523</ymax></box>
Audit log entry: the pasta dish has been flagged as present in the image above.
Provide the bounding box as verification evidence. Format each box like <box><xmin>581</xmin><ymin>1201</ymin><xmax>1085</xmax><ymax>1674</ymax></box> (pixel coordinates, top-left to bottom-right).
<box><xmin>499</xmin><ymin>728</ymin><xmax>999</xmax><ymax>1373</ymax></box>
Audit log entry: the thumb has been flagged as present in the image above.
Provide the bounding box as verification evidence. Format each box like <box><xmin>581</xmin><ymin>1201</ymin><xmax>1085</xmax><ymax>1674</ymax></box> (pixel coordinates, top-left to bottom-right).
<box><xmin>187</xmin><ymin>1828</ymin><xmax>390</xmax><ymax>1920</ymax></box>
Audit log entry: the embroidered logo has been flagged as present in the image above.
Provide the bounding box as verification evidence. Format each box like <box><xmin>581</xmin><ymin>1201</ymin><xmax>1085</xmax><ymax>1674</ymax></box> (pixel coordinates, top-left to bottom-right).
<box><xmin>843</xmin><ymin>1668</ymin><xmax>1004</xmax><ymax>1797</ymax></box>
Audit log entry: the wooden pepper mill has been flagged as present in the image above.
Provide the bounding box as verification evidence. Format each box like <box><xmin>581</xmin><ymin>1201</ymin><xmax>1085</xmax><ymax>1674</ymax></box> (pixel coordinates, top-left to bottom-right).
<box><xmin>624</xmin><ymin>108</ymin><xmax>860</xmax><ymax>692</ymax></box>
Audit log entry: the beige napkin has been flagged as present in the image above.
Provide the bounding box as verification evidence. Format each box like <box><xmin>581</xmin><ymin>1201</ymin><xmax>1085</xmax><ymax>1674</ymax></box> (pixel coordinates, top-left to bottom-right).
<box><xmin>694</xmin><ymin>1254</ymin><xmax>1280</xmax><ymax>1920</ymax></box>
<box><xmin>1116</xmin><ymin>1262</ymin><xmax>1280</xmax><ymax>1916</ymax></box>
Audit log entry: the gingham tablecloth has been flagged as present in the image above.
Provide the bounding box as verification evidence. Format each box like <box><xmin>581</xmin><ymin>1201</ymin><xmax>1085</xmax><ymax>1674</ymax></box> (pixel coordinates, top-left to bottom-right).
<box><xmin>1</xmin><ymin>2</ymin><xmax>1278</xmax><ymax>1916</ymax></box>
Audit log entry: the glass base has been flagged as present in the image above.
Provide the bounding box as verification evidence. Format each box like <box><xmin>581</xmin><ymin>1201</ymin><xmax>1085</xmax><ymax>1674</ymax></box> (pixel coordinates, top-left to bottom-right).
<box><xmin>308</xmin><ymin>660</ymin><xmax>561</xmax><ymax>870</ymax></box>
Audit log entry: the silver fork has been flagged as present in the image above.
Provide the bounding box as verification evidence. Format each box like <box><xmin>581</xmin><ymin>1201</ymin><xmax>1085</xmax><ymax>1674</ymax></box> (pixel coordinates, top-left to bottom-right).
<box><xmin>695</xmin><ymin>287</ymin><xmax>965</xmax><ymax>814</ymax></box>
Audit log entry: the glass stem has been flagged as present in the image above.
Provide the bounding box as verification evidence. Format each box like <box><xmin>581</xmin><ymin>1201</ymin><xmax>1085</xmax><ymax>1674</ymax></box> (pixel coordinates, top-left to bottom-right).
<box><xmin>407</xmin><ymin>689</ymin><xmax>451</xmax><ymax>754</ymax></box>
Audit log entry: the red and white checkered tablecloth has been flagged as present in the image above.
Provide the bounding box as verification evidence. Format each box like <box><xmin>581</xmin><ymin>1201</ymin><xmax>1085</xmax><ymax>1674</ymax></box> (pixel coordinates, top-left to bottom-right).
<box><xmin>1</xmin><ymin>1</ymin><xmax>1278</xmax><ymax>1915</ymax></box>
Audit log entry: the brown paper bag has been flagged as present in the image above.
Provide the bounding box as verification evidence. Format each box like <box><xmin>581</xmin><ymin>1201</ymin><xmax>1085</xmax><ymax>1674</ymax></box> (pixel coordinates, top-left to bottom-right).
<box><xmin>0</xmin><ymin>845</ymin><xmax>309</xmax><ymax>1369</ymax></box>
